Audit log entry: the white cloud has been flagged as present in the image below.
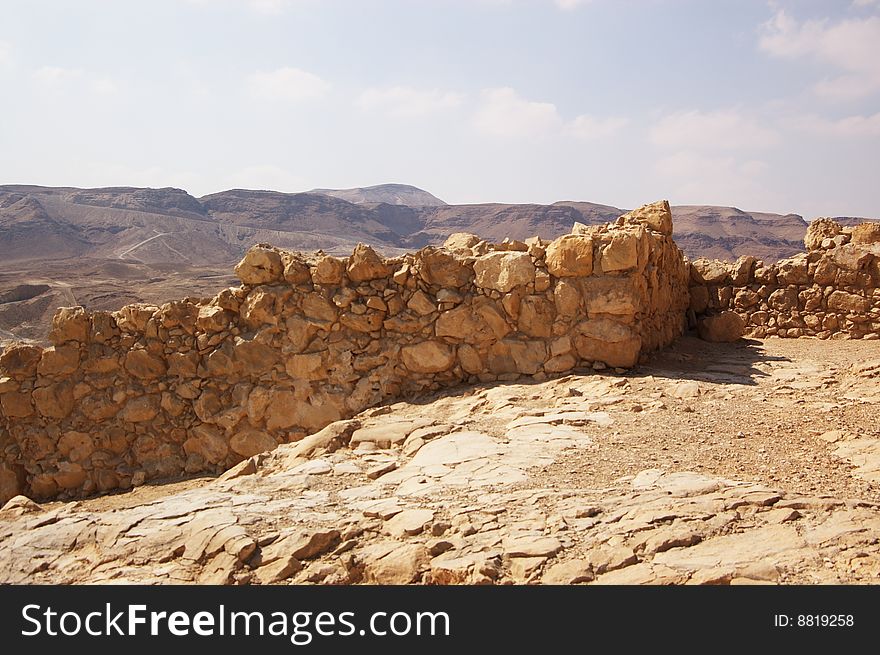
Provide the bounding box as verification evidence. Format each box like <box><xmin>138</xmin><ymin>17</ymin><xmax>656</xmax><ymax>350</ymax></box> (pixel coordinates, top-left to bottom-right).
<box><xmin>247</xmin><ymin>0</ymin><xmax>287</xmax><ymax>13</ymax></box>
<box><xmin>223</xmin><ymin>164</ymin><xmax>307</xmax><ymax>192</ymax></box>
<box><xmin>654</xmin><ymin>151</ymin><xmax>772</xmax><ymax>207</ymax></box>
<box><xmin>852</xmin><ymin>0</ymin><xmax>879</xmax><ymax>8</ymax></box>
<box><xmin>32</xmin><ymin>66</ymin><xmax>117</xmax><ymax>95</ymax></box>
<box><xmin>183</xmin><ymin>0</ymin><xmax>296</xmax><ymax>14</ymax></box>
<box><xmin>792</xmin><ymin>112</ymin><xmax>880</xmax><ymax>137</ymax></box>
<box><xmin>0</xmin><ymin>41</ymin><xmax>11</xmax><ymax>67</ymax></box>
<box><xmin>247</xmin><ymin>67</ymin><xmax>329</xmax><ymax>102</ymax></box>
<box><xmin>473</xmin><ymin>86</ymin><xmax>627</xmax><ymax>142</ymax></box>
<box><xmin>650</xmin><ymin>109</ymin><xmax>778</xmax><ymax>150</ymax></box>
<box><xmin>34</xmin><ymin>66</ymin><xmax>81</xmax><ymax>84</ymax></box>
<box><xmin>473</xmin><ymin>87</ymin><xmax>562</xmax><ymax>138</ymax></box>
<box><xmin>356</xmin><ymin>86</ymin><xmax>464</xmax><ymax>118</ymax></box>
<box><xmin>555</xmin><ymin>0</ymin><xmax>591</xmax><ymax>9</ymax></box>
<box><xmin>475</xmin><ymin>0</ymin><xmax>592</xmax><ymax>8</ymax></box>
<box><xmin>568</xmin><ymin>114</ymin><xmax>628</xmax><ymax>140</ymax></box>
<box><xmin>758</xmin><ymin>10</ymin><xmax>880</xmax><ymax>99</ymax></box>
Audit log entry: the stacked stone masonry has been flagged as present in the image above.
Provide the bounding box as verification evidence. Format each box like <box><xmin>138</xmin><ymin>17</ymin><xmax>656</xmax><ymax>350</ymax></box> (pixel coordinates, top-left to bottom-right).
<box><xmin>688</xmin><ymin>218</ymin><xmax>880</xmax><ymax>340</ymax></box>
<box><xmin>0</xmin><ymin>201</ymin><xmax>689</xmax><ymax>504</ymax></box>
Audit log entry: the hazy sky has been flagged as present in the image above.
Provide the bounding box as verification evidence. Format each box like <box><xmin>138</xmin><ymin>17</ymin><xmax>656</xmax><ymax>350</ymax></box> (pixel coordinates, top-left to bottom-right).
<box><xmin>1</xmin><ymin>0</ymin><xmax>878</xmax><ymax>218</ymax></box>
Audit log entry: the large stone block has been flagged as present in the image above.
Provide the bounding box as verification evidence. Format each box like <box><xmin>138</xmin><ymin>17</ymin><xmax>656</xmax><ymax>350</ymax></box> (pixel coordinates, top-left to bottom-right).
<box><xmin>832</xmin><ymin>244</ymin><xmax>874</xmax><ymax>272</ymax></box>
<box><xmin>689</xmin><ymin>286</ymin><xmax>709</xmax><ymax>314</ymax></box>
<box><xmin>518</xmin><ymin>296</ymin><xmax>555</xmax><ymax>338</ymax></box>
<box><xmin>285</xmin><ymin>353</ymin><xmax>327</xmax><ymax>380</ymax></box>
<box><xmin>850</xmin><ymin>222</ymin><xmax>880</xmax><ymax>245</ymax></box>
<box><xmin>574</xmin><ymin>319</ymin><xmax>641</xmax><ymax>367</ymax></box>
<box><xmin>197</xmin><ymin>305</ymin><xmax>229</xmax><ymax>332</ymax></box>
<box><xmin>776</xmin><ymin>256</ymin><xmax>809</xmax><ymax>285</ymax></box>
<box><xmin>553</xmin><ymin>280</ymin><xmax>581</xmax><ymax>317</ymax></box>
<box><xmin>233</xmin><ymin>339</ymin><xmax>279</xmax><ymax>376</ymax></box>
<box><xmin>347</xmin><ymin>244</ymin><xmax>390</xmax><ymax>282</ymax></box>
<box><xmin>473</xmin><ymin>252</ymin><xmax>535</xmax><ymax>292</ymax></box>
<box><xmin>488</xmin><ymin>339</ymin><xmax>546</xmax><ymax>375</ymax></box>
<box><xmin>49</xmin><ymin>307</ymin><xmax>90</xmax><ymax>345</ymax></box>
<box><xmin>312</xmin><ymin>255</ymin><xmax>345</xmax><ymax>285</ymax></box>
<box><xmin>32</xmin><ymin>382</ymin><xmax>75</xmax><ymax>419</ymax></box>
<box><xmin>697</xmin><ymin>311</ymin><xmax>744</xmax><ymax>343</ymax></box>
<box><xmin>115</xmin><ymin>303</ymin><xmax>158</xmax><ymax>333</ymax></box>
<box><xmin>416</xmin><ymin>249</ymin><xmax>473</xmax><ymax>287</ymax></box>
<box><xmin>184</xmin><ymin>424</ymin><xmax>229</xmax><ymax>465</ymax></box>
<box><xmin>0</xmin><ymin>391</ymin><xmax>34</xmax><ymax>418</ymax></box>
<box><xmin>827</xmin><ymin>291</ymin><xmax>870</xmax><ymax>313</ymax></box>
<box><xmin>339</xmin><ymin>311</ymin><xmax>383</xmax><ymax>333</ymax></box>
<box><xmin>235</xmin><ymin>245</ymin><xmax>284</xmax><ymax>285</ymax></box>
<box><xmin>620</xmin><ymin>200</ymin><xmax>673</xmax><ymax>235</ymax></box>
<box><xmin>443</xmin><ymin>233</ymin><xmax>480</xmax><ymax>253</ymax></box>
<box><xmin>239</xmin><ymin>287</ymin><xmax>283</xmax><ymax>327</ymax></box>
<box><xmin>582</xmin><ymin>277</ymin><xmax>639</xmax><ymax>317</ymax></box>
<box><xmin>283</xmin><ymin>254</ymin><xmax>311</xmax><ymax>285</ymax></box>
<box><xmin>545</xmin><ymin>235</ymin><xmax>593</xmax><ymax>278</ymax></box>
<box><xmin>730</xmin><ymin>256</ymin><xmax>757</xmax><ymax>286</ymax></box>
<box><xmin>0</xmin><ymin>344</ymin><xmax>43</xmax><ymax>379</ymax></box>
<box><xmin>600</xmin><ymin>231</ymin><xmax>640</xmax><ymax>272</ymax></box>
<box><xmin>813</xmin><ymin>257</ymin><xmax>838</xmax><ymax>286</ymax></box>
<box><xmin>691</xmin><ymin>259</ymin><xmax>730</xmax><ymax>285</ymax></box>
<box><xmin>401</xmin><ymin>341</ymin><xmax>455</xmax><ymax>373</ymax></box>
<box><xmin>124</xmin><ymin>349</ymin><xmax>167</xmax><ymax>380</ymax></box>
<box><xmin>37</xmin><ymin>345</ymin><xmax>80</xmax><ymax>377</ymax></box>
<box><xmin>230</xmin><ymin>429</ymin><xmax>277</xmax><ymax>458</ymax></box>
<box><xmin>436</xmin><ymin>306</ymin><xmax>496</xmax><ymax>343</ymax></box>
<box><xmin>119</xmin><ymin>395</ymin><xmax>160</xmax><ymax>423</ymax></box>
<box><xmin>804</xmin><ymin>218</ymin><xmax>842</xmax><ymax>250</ymax></box>
<box><xmin>0</xmin><ymin>465</ymin><xmax>21</xmax><ymax>506</ymax></box>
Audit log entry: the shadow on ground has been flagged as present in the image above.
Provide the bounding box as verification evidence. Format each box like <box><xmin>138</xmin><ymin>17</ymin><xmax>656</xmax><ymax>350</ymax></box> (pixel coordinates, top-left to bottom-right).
<box><xmin>636</xmin><ymin>333</ymin><xmax>790</xmax><ymax>386</ymax></box>
<box><xmin>392</xmin><ymin>334</ymin><xmax>789</xmax><ymax>418</ymax></box>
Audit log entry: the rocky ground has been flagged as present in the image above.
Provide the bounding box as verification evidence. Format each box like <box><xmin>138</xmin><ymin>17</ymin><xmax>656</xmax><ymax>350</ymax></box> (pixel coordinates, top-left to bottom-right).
<box><xmin>2</xmin><ymin>335</ymin><xmax>880</xmax><ymax>585</ymax></box>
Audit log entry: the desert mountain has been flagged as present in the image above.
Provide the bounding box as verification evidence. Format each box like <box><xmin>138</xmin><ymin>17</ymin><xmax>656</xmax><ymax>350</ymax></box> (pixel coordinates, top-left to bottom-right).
<box><xmin>1</xmin><ymin>183</ymin><xmax>850</xmax><ymax>264</ymax></box>
<box><xmin>308</xmin><ymin>183</ymin><xmax>447</xmax><ymax>207</ymax></box>
<box><xmin>670</xmin><ymin>205</ymin><xmax>811</xmax><ymax>263</ymax></box>
<box><xmin>0</xmin><ymin>183</ymin><xmax>875</xmax><ymax>344</ymax></box>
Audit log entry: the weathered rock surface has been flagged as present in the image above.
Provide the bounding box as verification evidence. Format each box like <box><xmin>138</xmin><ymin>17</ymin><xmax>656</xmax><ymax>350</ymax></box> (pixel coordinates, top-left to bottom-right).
<box><xmin>3</xmin><ymin>336</ymin><xmax>880</xmax><ymax>585</ymax></box>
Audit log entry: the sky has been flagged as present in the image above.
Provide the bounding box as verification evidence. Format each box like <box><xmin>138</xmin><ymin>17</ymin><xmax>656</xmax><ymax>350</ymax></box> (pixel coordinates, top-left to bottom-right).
<box><xmin>0</xmin><ymin>0</ymin><xmax>878</xmax><ymax>218</ymax></box>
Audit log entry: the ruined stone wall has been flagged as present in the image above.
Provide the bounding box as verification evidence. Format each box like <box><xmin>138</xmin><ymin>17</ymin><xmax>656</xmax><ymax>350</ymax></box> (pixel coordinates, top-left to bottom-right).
<box><xmin>688</xmin><ymin>219</ymin><xmax>880</xmax><ymax>340</ymax></box>
<box><xmin>0</xmin><ymin>201</ymin><xmax>689</xmax><ymax>504</ymax></box>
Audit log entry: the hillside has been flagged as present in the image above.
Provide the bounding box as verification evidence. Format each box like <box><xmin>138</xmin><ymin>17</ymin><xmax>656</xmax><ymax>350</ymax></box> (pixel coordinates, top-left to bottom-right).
<box><xmin>671</xmin><ymin>205</ymin><xmax>810</xmax><ymax>262</ymax></box>
<box><xmin>2</xmin><ymin>183</ymin><xmax>842</xmax><ymax>264</ymax></box>
<box><xmin>309</xmin><ymin>183</ymin><xmax>447</xmax><ymax>206</ymax></box>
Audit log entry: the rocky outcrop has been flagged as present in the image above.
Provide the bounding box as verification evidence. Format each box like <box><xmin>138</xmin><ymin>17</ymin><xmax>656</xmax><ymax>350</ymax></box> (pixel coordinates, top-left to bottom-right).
<box><xmin>689</xmin><ymin>218</ymin><xmax>880</xmax><ymax>340</ymax></box>
<box><xmin>0</xmin><ymin>201</ymin><xmax>690</xmax><ymax>504</ymax></box>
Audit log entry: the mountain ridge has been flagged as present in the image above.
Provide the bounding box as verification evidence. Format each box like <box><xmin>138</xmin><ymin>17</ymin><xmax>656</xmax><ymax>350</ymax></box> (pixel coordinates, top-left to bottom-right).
<box><xmin>1</xmin><ymin>183</ymin><xmax>876</xmax><ymax>267</ymax></box>
<box><xmin>308</xmin><ymin>183</ymin><xmax>447</xmax><ymax>207</ymax></box>
<box><xmin>0</xmin><ymin>182</ymin><xmax>876</xmax><ymax>346</ymax></box>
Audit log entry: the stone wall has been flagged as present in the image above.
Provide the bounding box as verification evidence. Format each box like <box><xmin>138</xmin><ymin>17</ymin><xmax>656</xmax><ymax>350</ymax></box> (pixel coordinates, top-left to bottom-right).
<box><xmin>689</xmin><ymin>219</ymin><xmax>880</xmax><ymax>340</ymax></box>
<box><xmin>0</xmin><ymin>201</ymin><xmax>689</xmax><ymax>505</ymax></box>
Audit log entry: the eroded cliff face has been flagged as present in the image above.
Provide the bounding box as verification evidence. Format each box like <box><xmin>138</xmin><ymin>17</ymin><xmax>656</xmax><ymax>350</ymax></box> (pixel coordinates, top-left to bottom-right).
<box><xmin>0</xmin><ymin>201</ymin><xmax>689</xmax><ymax>504</ymax></box>
<box><xmin>688</xmin><ymin>219</ymin><xmax>880</xmax><ymax>341</ymax></box>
